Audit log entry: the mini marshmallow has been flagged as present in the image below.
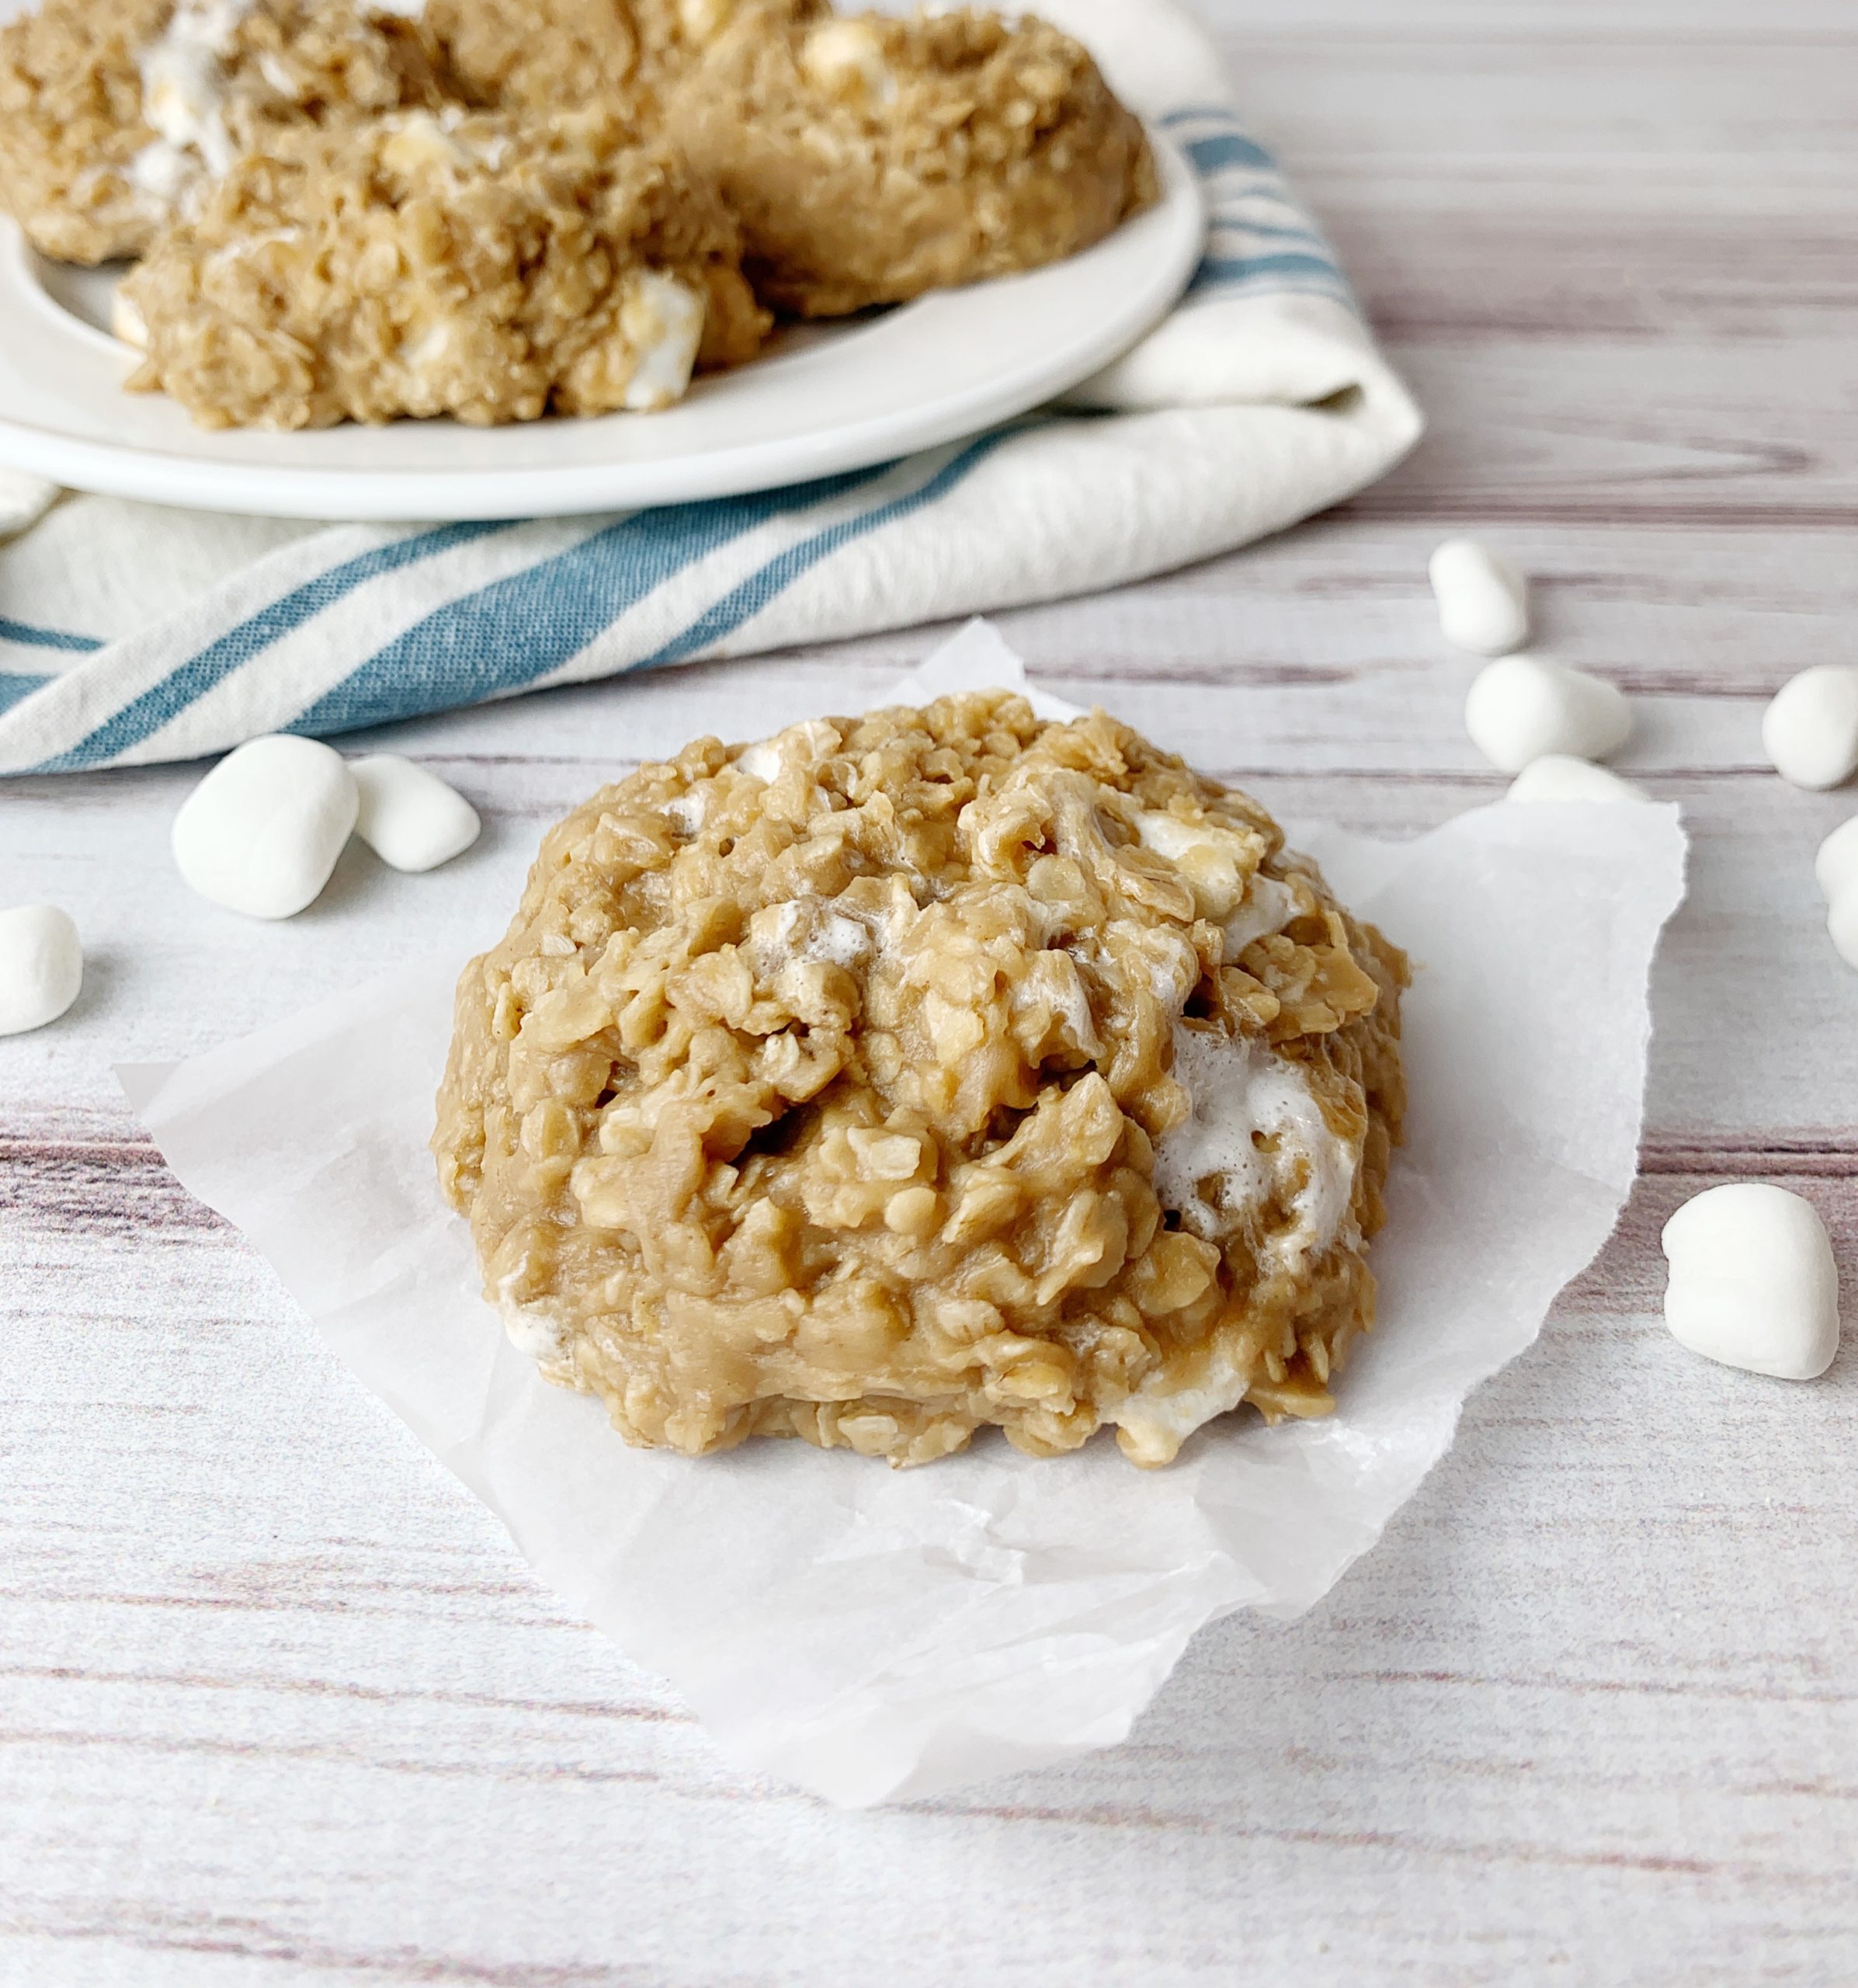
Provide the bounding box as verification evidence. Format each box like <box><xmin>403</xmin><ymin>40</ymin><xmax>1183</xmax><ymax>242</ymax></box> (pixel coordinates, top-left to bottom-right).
<box><xmin>1815</xmin><ymin>816</ymin><xmax>1858</xmax><ymax>905</ymax></box>
<box><xmin>1828</xmin><ymin>895</ymin><xmax>1858</xmax><ymax>973</ymax></box>
<box><xmin>1506</xmin><ymin>754</ymin><xmax>1649</xmax><ymax>805</ymax></box>
<box><xmin>1762</xmin><ymin>665</ymin><xmax>1858</xmax><ymax>791</ymax></box>
<box><xmin>350</xmin><ymin>754</ymin><xmax>481</xmax><ymax>873</ymax></box>
<box><xmin>1815</xmin><ymin>818</ymin><xmax>1858</xmax><ymax>972</ymax></box>
<box><xmin>0</xmin><ymin>903</ymin><xmax>83</xmax><ymax>1035</ymax></box>
<box><xmin>172</xmin><ymin>735</ymin><xmax>359</xmax><ymax>919</ymax></box>
<box><xmin>1464</xmin><ymin>656</ymin><xmax>1632</xmax><ymax>775</ymax></box>
<box><xmin>111</xmin><ymin>288</ymin><xmax>149</xmax><ymax>349</ymax></box>
<box><xmin>1661</xmin><ymin>1183</ymin><xmax>1840</xmax><ymax>1381</ymax></box>
<box><xmin>1429</xmin><ymin>538</ymin><xmax>1530</xmax><ymax>657</ymax></box>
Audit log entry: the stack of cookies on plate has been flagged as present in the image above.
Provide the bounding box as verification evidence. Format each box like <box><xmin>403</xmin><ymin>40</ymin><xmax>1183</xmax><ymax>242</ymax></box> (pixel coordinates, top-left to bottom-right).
<box><xmin>0</xmin><ymin>0</ymin><xmax>1156</xmax><ymax>429</ymax></box>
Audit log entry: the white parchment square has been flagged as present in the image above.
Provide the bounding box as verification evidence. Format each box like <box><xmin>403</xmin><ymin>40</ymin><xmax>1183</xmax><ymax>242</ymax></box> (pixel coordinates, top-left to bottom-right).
<box><xmin>119</xmin><ymin>622</ymin><xmax>1687</xmax><ymax>1806</ymax></box>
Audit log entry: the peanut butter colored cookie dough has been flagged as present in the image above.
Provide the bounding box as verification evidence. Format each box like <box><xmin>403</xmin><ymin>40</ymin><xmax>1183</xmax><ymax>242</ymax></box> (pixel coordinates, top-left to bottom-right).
<box><xmin>0</xmin><ymin>0</ymin><xmax>447</xmax><ymax>264</ymax></box>
<box><xmin>424</xmin><ymin>0</ymin><xmax>821</xmax><ymax>115</ymax></box>
<box><xmin>433</xmin><ymin>693</ymin><xmax>1406</xmax><ymax>1469</ymax></box>
<box><xmin>117</xmin><ymin>106</ymin><xmax>769</xmax><ymax>429</ymax></box>
<box><xmin>671</xmin><ymin>6</ymin><xmax>1158</xmax><ymax>316</ymax></box>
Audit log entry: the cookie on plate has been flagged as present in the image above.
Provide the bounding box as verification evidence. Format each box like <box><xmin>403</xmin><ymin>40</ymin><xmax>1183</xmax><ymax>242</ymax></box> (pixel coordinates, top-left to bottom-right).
<box><xmin>423</xmin><ymin>0</ymin><xmax>821</xmax><ymax>116</ymax></box>
<box><xmin>433</xmin><ymin>693</ymin><xmax>1406</xmax><ymax>1469</ymax></box>
<box><xmin>116</xmin><ymin>106</ymin><xmax>769</xmax><ymax>428</ymax></box>
<box><xmin>670</xmin><ymin>6</ymin><xmax>1158</xmax><ymax>316</ymax></box>
<box><xmin>0</xmin><ymin>0</ymin><xmax>446</xmax><ymax>265</ymax></box>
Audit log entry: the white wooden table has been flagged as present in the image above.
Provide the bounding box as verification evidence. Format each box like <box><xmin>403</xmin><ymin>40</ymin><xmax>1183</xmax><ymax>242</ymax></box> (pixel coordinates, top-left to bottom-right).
<box><xmin>5</xmin><ymin>2</ymin><xmax>1857</xmax><ymax>1979</ymax></box>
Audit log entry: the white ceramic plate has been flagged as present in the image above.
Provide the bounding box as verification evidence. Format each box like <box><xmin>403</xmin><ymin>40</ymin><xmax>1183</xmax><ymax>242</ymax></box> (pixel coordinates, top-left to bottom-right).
<box><xmin>0</xmin><ymin>133</ymin><xmax>1200</xmax><ymax>522</ymax></box>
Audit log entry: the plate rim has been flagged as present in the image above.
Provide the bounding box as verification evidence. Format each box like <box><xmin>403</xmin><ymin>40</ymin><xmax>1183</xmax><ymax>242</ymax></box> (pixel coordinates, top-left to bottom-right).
<box><xmin>0</xmin><ymin>129</ymin><xmax>1203</xmax><ymax>521</ymax></box>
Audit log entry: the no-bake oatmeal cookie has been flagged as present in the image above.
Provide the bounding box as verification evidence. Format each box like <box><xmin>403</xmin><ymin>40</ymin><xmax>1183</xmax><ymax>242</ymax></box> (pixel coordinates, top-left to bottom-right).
<box><xmin>0</xmin><ymin>0</ymin><xmax>447</xmax><ymax>263</ymax></box>
<box><xmin>116</xmin><ymin>105</ymin><xmax>769</xmax><ymax>428</ymax></box>
<box><xmin>424</xmin><ymin>0</ymin><xmax>821</xmax><ymax>116</ymax></box>
<box><xmin>669</xmin><ymin>6</ymin><xmax>1158</xmax><ymax>315</ymax></box>
<box><xmin>433</xmin><ymin>693</ymin><xmax>1406</xmax><ymax>1469</ymax></box>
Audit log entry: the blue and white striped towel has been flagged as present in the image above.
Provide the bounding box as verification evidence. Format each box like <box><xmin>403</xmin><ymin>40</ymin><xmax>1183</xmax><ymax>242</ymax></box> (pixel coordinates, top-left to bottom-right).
<box><xmin>0</xmin><ymin>0</ymin><xmax>1420</xmax><ymax>776</ymax></box>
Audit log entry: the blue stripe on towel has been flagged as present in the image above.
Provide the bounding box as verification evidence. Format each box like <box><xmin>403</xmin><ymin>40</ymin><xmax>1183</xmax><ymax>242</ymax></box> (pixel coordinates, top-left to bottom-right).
<box><xmin>33</xmin><ymin>520</ymin><xmax>510</xmax><ymax>773</ymax></box>
<box><xmin>645</xmin><ymin>432</ymin><xmax>1013</xmax><ymax>666</ymax></box>
<box><xmin>1156</xmin><ymin>103</ymin><xmax>1355</xmax><ymax>308</ymax></box>
<box><xmin>1189</xmin><ymin>251</ymin><xmax>1351</xmax><ymax>295</ymax></box>
<box><xmin>1182</xmin><ymin>132</ymin><xmax>1281</xmax><ymax>176</ymax></box>
<box><xmin>0</xmin><ymin>616</ymin><xmax>103</xmax><ymax>654</ymax></box>
<box><xmin>0</xmin><ymin>669</ymin><xmax>52</xmax><ymax>715</ymax></box>
<box><xmin>286</xmin><ymin>464</ymin><xmax>900</xmax><ymax>739</ymax></box>
<box><xmin>1206</xmin><ymin>217</ymin><xmax>1326</xmax><ymax>246</ymax></box>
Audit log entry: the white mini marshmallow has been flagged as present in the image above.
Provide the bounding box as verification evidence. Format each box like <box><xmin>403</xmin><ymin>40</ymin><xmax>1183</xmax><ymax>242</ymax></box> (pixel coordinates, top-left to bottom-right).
<box><xmin>111</xmin><ymin>287</ymin><xmax>150</xmax><ymax>349</ymax></box>
<box><xmin>1815</xmin><ymin>816</ymin><xmax>1858</xmax><ymax>905</ymax></box>
<box><xmin>0</xmin><ymin>904</ymin><xmax>83</xmax><ymax>1036</ymax></box>
<box><xmin>1506</xmin><ymin>754</ymin><xmax>1649</xmax><ymax>805</ymax></box>
<box><xmin>1662</xmin><ymin>1183</ymin><xmax>1841</xmax><ymax>1380</ymax></box>
<box><xmin>1828</xmin><ymin>895</ymin><xmax>1858</xmax><ymax>973</ymax></box>
<box><xmin>1429</xmin><ymin>538</ymin><xmax>1530</xmax><ymax>657</ymax></box>
<box><xmin>1814</xmin><ymin>818</ymin><xmax>1858</xmax><ymax>972</ymax></box>
<box><xmin>172</xmin><ymin>735</ymin><xmax>359</xmax><ymax>919</ymax></box>
<box><xmin>0</xmin><ymin>468</ymin><xmax>59</xmax><ymax>539</ymax></box>
<box><xmin>350</xmin><ymin>753</ymin><xmax>481</xmax><ymax>872</ymax></box>
<box><xmin>1762</xmin><ymin>665</ymin><xmax>1858</xmax><ymax>791</ymax></box>
<box><xmin>1464</xmin><ymin>655</ymin><xmax>1632</xmax><ymax>774</ymax></box>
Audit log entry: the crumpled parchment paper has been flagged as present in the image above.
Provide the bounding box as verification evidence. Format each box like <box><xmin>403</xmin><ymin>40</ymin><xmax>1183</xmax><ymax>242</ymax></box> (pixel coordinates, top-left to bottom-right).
<box><xmin>119</xmin><ymin>621</ymin><xmax>1688</xmax><ymax>1807</ymax></box>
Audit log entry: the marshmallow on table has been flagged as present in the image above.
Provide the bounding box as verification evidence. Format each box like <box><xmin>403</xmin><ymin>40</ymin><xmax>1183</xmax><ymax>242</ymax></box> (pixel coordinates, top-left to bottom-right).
<box><xmin>1464</xmin><ymin>655</ymin><xmax>1632</xmax><ymax>775</ymax></box>
<box><xmin>1429</xmin><ymin>538</ymin><xmax>1530</xmax><ymax>656</ymax></box>
<box><xmin>1506</xmin><ymin>754</ymin><xmax>1649</xmax><ymax>805</ymax></box>
<box><xmin>1828</xmin><ymin>895</ymin><xmax>1858</xmax><ymax>973</ymax></box>
<box><xmin>1815</xmin><ymin>816</ymin><xmax>1858</xmax><ymax>903</ymax></box>
<box><xmin>0</xmin><ymin>903</ymin><xmax>82</xmax><ymax>1036</ymax></box>
<box><xmin>351</xmin><ymin>754</ymin><xmax>481</xmax><ymax>873</ymax></box>
<box><xmin>1763</xmin><ymin>665</ymin><xmax>1858</xmax><ymax>791</ymax></box>
<box><xmin>172</xmin><ymin>735</ymin><xmax>359</xmax><ymax>919</ymax></box>
<box><xmin>1815</xmin><ymin>815</ymin><xmax>1858</xmax><ymax>971</ymax></box>
<box><xmin>1662</xmin><ymin>1183</ymin><xmax>1841</xmax><ymax>1380</ymax></box>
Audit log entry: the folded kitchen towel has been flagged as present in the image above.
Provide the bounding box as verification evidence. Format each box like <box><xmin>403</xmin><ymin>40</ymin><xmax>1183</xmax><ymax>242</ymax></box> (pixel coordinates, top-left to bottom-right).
<box><xmin>0</xmin><ymin>0</ymin><xmax>1421</xmax><ymax>776</ymax></box>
